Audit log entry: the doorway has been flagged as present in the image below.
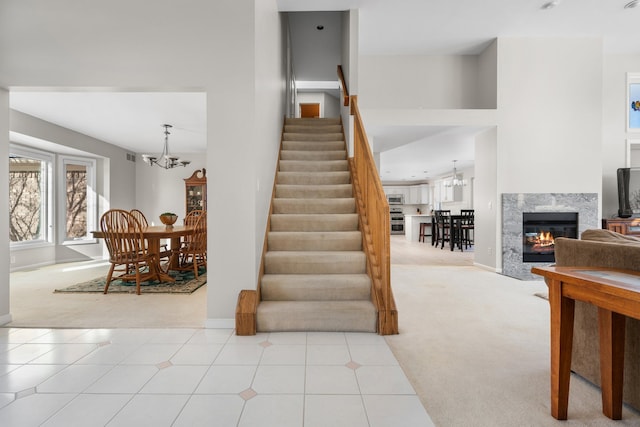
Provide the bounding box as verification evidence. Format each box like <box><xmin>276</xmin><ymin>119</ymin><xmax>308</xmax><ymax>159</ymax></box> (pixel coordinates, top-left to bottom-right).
<box><xmin>300</xmin><ymin>103</ymin><xmax>320</xmax><ymax>118</ymax></box>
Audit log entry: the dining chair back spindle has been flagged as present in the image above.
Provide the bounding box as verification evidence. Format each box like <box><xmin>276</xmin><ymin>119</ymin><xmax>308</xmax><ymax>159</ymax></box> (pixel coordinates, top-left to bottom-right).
<box><xmin>129</xmin><ymin>209</ymin><xmax>149</xmax><ymax>226</ymax></box>
<box><xmin>184</xmin><ymin>209</ymin><xmax>205</xmax><ymax>226</ymax></box>
<box><xmin>100</xmin><ymin>209</ymin><xmax>161</xmax><ymax>295</ymax></box>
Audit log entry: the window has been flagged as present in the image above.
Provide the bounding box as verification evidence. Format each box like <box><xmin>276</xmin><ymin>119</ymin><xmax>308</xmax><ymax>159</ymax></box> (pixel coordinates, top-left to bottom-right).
<box><xmin>60</xmin><ymin>156</ymin><xmax>96</xmax><ymax>243</ymax></box>
<box><xmin>9</xmin><ymin>147</ymin><xmax>53</xmax><ymax>245</ymax></box>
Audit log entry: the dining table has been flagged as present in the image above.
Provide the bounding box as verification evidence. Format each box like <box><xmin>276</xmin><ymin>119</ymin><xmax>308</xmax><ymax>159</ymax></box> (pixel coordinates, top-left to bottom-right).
<box><xmin>92</xmin><ymin>224</ymin><xmax>195</xmax><ymax>283</ymax></box>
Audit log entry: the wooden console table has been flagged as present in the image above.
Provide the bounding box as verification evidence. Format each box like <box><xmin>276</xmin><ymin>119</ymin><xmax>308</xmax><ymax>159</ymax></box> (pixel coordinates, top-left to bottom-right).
<box><xmin>531</xmin><ymin>266</ymin><xmax>640</xmax><ymax>420</ymax></box>
<box><xmin>602</xmin><ymin>217</ymin><xmax>640</xmax><ymax>236</ymax></box>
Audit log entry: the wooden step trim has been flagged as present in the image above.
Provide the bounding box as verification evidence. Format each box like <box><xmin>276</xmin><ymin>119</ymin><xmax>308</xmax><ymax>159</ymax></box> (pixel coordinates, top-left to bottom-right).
<box><xmin>235</xmin><ymin>290</ymin><xmax>257</xmax><ymax>336</ymax></box>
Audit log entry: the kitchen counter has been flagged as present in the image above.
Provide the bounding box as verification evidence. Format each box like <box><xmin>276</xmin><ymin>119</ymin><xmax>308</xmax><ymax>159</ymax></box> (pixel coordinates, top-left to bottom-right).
<box><xmin>405</xmin><ymin>214</ymin><xmax>432</xmax><ymax>242</ymax></box>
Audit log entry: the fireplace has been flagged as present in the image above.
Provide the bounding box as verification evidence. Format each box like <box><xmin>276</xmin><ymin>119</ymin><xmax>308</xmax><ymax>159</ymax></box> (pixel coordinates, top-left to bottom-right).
<box><xmin>522</xmin><ymin>212</ymin><xmax>578</xmax><ymax>262</ymax></box>
<box><xmin>502</xmin><ymin>193</ymin><xmax>597</xmax><ymax>280</ymax></box>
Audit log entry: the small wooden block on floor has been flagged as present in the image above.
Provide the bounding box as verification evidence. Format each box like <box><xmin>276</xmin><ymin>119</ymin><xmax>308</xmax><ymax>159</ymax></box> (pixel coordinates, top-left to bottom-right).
<box><xmin>235</xmin><ymin>290</ymin><xmax>257</xmax><ymax>335</ymax></box>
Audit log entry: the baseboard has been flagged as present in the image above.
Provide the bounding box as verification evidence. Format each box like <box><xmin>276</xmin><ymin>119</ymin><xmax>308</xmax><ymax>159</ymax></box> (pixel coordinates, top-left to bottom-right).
<box><xmin>205</xmin><ymin>318</ymin><xmax>235</xmax><ymax>329</ymax></box>
<box><xmin>473</xmin><ymin>262</ymin><xmax>500</xmax><ymax>274</ymax></box>
<box><xmin>0</xmin><ymin>313</ymin><xmax>13</xmax><ymax>326</ymax></box>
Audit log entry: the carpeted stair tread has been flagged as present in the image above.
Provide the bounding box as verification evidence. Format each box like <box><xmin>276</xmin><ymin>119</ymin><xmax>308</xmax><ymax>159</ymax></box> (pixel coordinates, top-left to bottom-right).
<box><xmin>280</xmin><ymin>150</ymin><xmax>347</xmax><ymax>161</ymax></box>
<box><xmin>285</xmin><ymin>117</ymin><xmax>341</xmax><ymax>125</ymax></box>
<box><xmin>256</xmin><ymin>300</ymin><xmax>377</xmax><ymax>332</ymax></box>
<box><xmin>282</xmin><ymin>140</ymin><xmax>345</xmax><ymax>151</ymax></box>
<box><xmin>255</xmin><ymin>117</ymin><xmax>377</xmax><ymax>333</ymax></box>
<box><xmin>264</xmin><ymin>251</ymin><xmax>366</xmax><ymax>274</ymax></box>
<box><xmin>260</xmin><ymin>273</ymin><xmax>371</xmax><ymax>301</ymax></box>
<box><xmin>268</xmin><ymin>231</ymin><xmax>362</xmax><ymax>251</ymax></box>
<box><xmin>272</xmin><ymin>198</ymin><xmax>356</xmax><ymax>214</ymax></box>
<box><xmin>283</xmin><ymin>132</ymin><xmax>344</xmax><ymax>142</ymax></box>
<box><xmin>277</xmin><ymin>171</ymin><xmax>351</xmax><ymax>185</ymax></box>
<box><xmin>284</xmin><ymin>124</ymin><xmax>343</xmax><ymax>134</ymax></box>
<box><xmin>275</xmin><ymin>184</ymin><xmax>353</xmax><ymax>199</ymax></box>
<box><xmin>270</xmin><ymin>213</ymin><xmax>358</xmax><ymax>231</ymax></box>
<box><xmin>279</xmin><ymin>160</ymin><xmax>349</xmax><ymax>172</ymax></box>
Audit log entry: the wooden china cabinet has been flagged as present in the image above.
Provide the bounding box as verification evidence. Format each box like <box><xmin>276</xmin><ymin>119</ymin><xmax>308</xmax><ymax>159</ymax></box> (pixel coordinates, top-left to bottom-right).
<box><xmin>184</xmin><ymin>169</ymin><xmax>207</xmax><ymax>214</ymax></box>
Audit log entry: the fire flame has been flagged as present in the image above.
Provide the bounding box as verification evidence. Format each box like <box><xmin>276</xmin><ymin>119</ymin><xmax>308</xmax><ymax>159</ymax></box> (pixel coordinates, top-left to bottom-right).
<box><xmin>536</xmin><ymin>231</ymin><xmax>554</xmax><ymax>247</ymax></box>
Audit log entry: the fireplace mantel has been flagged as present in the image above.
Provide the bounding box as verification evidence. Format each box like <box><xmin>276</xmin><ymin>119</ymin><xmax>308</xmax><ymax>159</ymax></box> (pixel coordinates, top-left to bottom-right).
<box><xmin>501</xmin><ymin>193</ymin><xmax>598</xmax><ymax>280</ymax></box>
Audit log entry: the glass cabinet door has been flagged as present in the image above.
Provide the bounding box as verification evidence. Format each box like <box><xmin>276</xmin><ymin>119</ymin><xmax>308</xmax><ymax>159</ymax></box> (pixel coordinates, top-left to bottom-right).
<box><xmin>184</xmin><ymin>169</ymin><xmax>206</xmax><ymax>214</ymax></box>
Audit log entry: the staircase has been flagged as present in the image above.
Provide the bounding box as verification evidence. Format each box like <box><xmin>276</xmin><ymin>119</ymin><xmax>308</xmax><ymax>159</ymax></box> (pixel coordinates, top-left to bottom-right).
<box><xmin>255</xmin><ymin>117</ymin><xmax>377</xmax><ymax>332</ymax></box>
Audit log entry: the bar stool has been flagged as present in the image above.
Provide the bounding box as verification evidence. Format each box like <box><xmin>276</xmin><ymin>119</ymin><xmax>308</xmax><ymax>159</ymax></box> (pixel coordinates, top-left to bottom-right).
<box><xmin>460</xmin><ymin>209</ymin><xmax>475</xmax><ymax>249</ymax></box>
<box><xmin>419</xmin><ymin>222</ymin><xmax>429</xmax><ymax>243</ymax></box>
<box><xmin>434</xmin><ymin>210</ymin><xmax>451</xmax><ymax>249</ymax></box>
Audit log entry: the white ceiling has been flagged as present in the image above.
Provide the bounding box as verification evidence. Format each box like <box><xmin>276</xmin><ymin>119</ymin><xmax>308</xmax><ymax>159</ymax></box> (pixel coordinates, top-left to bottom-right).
<box><xmin>8</xmin><ymin>0</ymin><xmax>640</xmax><ymax>181</ymax></box>
<box><xmin>10</xmin><ymin>91</ymin><xmax>207</xmax><ymax>155</ymax></box>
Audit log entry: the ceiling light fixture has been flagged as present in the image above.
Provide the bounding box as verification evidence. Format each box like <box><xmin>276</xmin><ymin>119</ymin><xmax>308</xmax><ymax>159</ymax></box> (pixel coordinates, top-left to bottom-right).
<box><xmin>443</xmin><ymin>160</ymin><xmax>466</xmax><ymax>187</ymax></box>
<box><xmin>625</xmin><ymin>0</ymin><xmax>639</xmax><ymax>8</ymax></box>
<box><xmin>141</xmin><ymin>124</ymin><xmax>191</xmax><ymax>169</ymax></box>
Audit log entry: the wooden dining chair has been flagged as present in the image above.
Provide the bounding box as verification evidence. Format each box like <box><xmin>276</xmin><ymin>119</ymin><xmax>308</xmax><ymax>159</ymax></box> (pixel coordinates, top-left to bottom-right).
<box><xmin>129</xmin><ymin>209</ymin><xmax>171</xmax><ymax>264</ymax></box>
<box><xmin>100</xmin><ymin>209</ymin><xmax>161</xmax><ymax>295</ymax></box>
<box><xmin>169</xmin><ymin>213</ymin><xmax>207</xmax><ymax>278</ymax></box>
<box><xmin>129</xmin><ymin>209</ymin><xmax>148</xmax><ymax>227</ymax></box>
<box><xmin>184</xmin><ymin>209</ymin><xmax>205</xmax><ymax>226</ymax></box>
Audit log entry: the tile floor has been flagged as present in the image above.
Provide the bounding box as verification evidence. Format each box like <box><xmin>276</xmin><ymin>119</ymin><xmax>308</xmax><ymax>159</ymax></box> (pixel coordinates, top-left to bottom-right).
<box><xmin>0</xmin><ymin>327</ymin><xmax>434</xmax><ymax>427</ymax></box>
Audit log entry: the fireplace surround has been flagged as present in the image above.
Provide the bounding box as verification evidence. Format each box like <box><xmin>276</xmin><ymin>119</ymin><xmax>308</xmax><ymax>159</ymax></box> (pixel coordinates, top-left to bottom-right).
<box><xmin>502</xmin><ymin>193</ymin><xmax>597</xmax><ymax>280</ymax></box>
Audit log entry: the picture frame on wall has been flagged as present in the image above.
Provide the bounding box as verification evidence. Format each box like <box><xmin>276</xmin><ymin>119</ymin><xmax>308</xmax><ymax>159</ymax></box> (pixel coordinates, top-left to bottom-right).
<box><xmin>628</xmin><ymin>73</ymin><xmax>640</xmax><ymax>132</ymax></box>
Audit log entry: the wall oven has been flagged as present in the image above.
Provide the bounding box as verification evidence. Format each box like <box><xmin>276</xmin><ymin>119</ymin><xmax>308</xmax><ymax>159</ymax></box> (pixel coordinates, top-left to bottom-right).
<box><xmin>390</xmin><ymin>207</ymin><xmax>405</xmax><ymax>235</ymax></box>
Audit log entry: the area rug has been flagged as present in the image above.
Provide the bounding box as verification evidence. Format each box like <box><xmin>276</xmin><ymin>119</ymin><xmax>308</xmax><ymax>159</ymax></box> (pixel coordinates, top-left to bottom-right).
<box><xmin>54</xmin><ymin>267</ymin><xmax>206</xmax><ymax>294</ymax></box>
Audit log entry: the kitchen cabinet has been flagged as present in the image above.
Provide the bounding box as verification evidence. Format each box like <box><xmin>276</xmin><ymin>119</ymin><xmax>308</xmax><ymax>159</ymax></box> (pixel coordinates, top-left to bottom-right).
<box><xmin>185</xmin><ymin>168</ymin><xmax>207</xmax><ymax>214</ymax></box>
<box><xmin>385</xmin><ymin>184</ymin><xmax>431</xmax><ymax>205</ymax></box>
<box><xmin>408</xmin><ymin>186</ymin><xmax>420</xmax><ymax>204</ymax></box>
<box><xmin>439</xmin><ymin>181</ymin><xmax>463</xmax><ymax>203</ymax></box>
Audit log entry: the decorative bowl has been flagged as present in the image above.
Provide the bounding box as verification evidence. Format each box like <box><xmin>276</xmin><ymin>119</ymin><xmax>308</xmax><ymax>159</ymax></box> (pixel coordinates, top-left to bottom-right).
<box><xmin>159</xmin><ymin>214</ymin><xmax>178</xmax><ymax>226</ymax></box>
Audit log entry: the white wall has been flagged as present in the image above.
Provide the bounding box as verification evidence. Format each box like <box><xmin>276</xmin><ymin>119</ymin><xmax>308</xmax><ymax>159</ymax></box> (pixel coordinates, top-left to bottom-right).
<box><xmin>341</xmin><ymin>9</ymin><xmax>358</xmax><ymax>157</ymax></box>
<box><xmin>477</xmin><ymin>40</ymin><xmax>497</xmax><ymax>109</ymax></box>
<box><xmin>323</xmin><ymin>93</ymin><xmax>341</xmax><ymax>118</ymax></box>
<box><xmin>473</xmin><ymin>127</ymin><xmax>498</xmax><ymax>270</ymax></box>
<box><xmin>0</xmin><ymin>89</ymin><xmax>10</xmax><ymax>324</ymax></box>
<box><xmin>602</xmin><ymin>55</ymin><xmax>640</xmax><ymax>218</ymax></box>
<box><xmin>0</xmin><ymin>0</ymin><xmax>286</xmax><ymax>328</ymax></box>
<box><xmin>358</xmin><ymin>55</ymin><xmax>485</xmax><ymax>109</ymax></box>
<box><xmin>253</xmin><ymin>1</ymin><xmax>286</xmax><ymax>281</ymax></box>
<box><xmin>135</xmin><ymin>160</ymin><xmax>207</xmax><ymax>222</ymax></box>
<box><xmin>496</xmin><ymin>38</ymin><xmax>603</xmax><ymax>195</ymax></box>
<box><xmin>9</xmin><ymin>111</ymin><xmax>135</xmax><ymax>269</ymax></box>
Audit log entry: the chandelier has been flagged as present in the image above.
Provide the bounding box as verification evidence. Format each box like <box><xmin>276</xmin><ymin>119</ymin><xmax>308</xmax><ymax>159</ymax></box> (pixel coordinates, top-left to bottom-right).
<box><xmin>443</xmin><ymin>160</ymin><xmax>466</xmax><ymax>187</ymax></box>
<box><xmin>141</xmin><ymin>124</ymin><xmax>191</xmax><ymax>169</ymax></box>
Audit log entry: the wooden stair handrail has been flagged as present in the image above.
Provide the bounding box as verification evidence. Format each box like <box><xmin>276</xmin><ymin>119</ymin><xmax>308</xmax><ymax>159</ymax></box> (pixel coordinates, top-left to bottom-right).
<box><xmin>348</xmin><ymin>94</ymin><xmax>398</xmax><ymax>335</ymax></box>
<box><xmin>337</xmin><ymin>65</ymin><xmax>350</xmax><ymax>107</ymax></box>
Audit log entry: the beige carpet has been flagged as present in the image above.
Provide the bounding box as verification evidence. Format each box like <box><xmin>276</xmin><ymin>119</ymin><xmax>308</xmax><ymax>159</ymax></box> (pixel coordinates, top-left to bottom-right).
<box><xmin>385</xmin><ymin>238</ymin><xmax>640</xmax><ymax>426</ymax></box>
<box><xmin>8</xmin><ymin>260</ymin><xmax>206</xmax><ymax>328</ymax></box>
<box><xmin>7</xmin><ymin>236</ymin><xmax>640</xmax><ymax>425</ymax></box>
